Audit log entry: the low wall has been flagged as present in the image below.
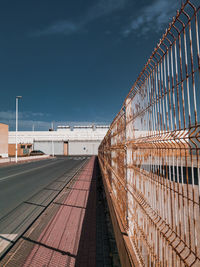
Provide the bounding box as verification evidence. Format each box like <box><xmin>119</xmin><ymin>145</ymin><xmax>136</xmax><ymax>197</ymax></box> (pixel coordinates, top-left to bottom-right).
<box><xmin>0</xmin><ymin>155</ymin><xmax>50</xmax><ymax>164</ymax></box>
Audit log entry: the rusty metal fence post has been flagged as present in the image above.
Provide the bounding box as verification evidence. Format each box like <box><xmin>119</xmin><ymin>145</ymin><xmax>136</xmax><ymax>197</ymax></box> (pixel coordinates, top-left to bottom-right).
<box><xmin>99</xmin><ymin>0</ymin><xmax>200</xmax><ymax>266</ymax></box>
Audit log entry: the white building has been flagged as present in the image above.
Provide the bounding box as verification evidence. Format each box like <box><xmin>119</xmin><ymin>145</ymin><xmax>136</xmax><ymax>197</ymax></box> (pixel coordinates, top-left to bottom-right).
<box><xmin>8</xmin><ymin>125</ymin><xmax>109</xmax><ymax>155</ymax></box>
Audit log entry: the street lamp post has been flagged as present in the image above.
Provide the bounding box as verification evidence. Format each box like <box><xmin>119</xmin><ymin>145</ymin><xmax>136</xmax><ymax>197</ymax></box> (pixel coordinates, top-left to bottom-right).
<box><xmin>15</xmin><ymin>96</ymin><xmax>22</xmax><ymax>163</ymax></box>
<box><xmin>51</xmin><ymin>122</ymin><xmax>54</xmax><ymax>157</ymax></box>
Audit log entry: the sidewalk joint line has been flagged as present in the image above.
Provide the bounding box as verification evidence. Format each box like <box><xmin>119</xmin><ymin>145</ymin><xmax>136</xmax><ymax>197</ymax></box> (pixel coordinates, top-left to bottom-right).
<box><xmin>0</xmin><ymin>236</ymin><xmax>15</xmax><ymax>243</ymax></box>
<box><xmin>24</xmin><ymin>202</ymin><xmax>46</xmax><ymax>208</ymax></box>
<box><xmin>53</xmin><ymin>202</ymin><xmax>86</xmax><ymax>209</ymax></box>
<box><xmin>44</xmin><ymin>188</ymin><xmax>60</xmax><ymax>192</ymax></box>
<box><xmin>67</xmin><ymin>187</ymin><xmax>89</xmax><ymax>191</ymax></box>
<box><xmin>22</xmin><ymin>236</ymin><xmax>76</xmax><ymax>258</ymax></box>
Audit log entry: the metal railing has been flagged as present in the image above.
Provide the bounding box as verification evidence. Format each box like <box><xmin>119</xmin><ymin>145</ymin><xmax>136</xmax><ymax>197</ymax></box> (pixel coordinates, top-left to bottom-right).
<box><xmin>98</xmin><ymin>0</ymin><xmax>200</xmax><ymax>266</ymax></box>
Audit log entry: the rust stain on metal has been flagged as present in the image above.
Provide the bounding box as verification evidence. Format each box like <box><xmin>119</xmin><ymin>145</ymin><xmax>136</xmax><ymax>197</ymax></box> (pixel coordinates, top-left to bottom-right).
<box><xmin>99</xmin><ymin>0</ymin><xmax>200</xmax><ymax>266</ymax></box>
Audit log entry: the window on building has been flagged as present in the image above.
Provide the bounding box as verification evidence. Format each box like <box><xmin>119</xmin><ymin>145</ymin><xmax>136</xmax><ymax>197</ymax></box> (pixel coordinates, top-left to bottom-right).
<box><xmin>21</xmin><ymin>145</ymin><xmax>25</xmax><ymax>149</ymax></box>
<box><xmin>27</xmin><ymin>145</ymin><xmax>32</xmax><ymax>149</ymax></box>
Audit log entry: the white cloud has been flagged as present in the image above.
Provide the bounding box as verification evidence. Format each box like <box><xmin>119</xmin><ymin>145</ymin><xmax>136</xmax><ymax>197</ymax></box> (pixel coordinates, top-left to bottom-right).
<box><xmin>123</xmin><ymin>0</ymin><xmax>179</xmax><ymax>37</ymax></box>
<box><xmin>0</xmin><ymin>111</ymin><xmax>16</xmax><ymax>120</ymax></box>
<box><xmin>32</xmin><ymin>0</ymin><xmax>128</xmax><ymax>36</ymax></box>
<box><xmin>0</xmin><ymin>111</ymin><xmax>47</xmax><ymax>121</ymax></box>
<box><xmin>85</xmin><ymin>0</ymin><xmax>127</xmax><ymax>22</ymax></box>
<box><xmin>23</xmin><ymin>112</ymin><xmax>47</xmax><ymax>118</ymax></box>
<box><xmin>33</xmin><ymin>21</ymin><xmax>79</xmax><ymax>36</ymax></box>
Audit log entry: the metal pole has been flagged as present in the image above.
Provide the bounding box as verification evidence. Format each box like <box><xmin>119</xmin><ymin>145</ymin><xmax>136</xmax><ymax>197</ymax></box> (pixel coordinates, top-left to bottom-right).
<box><xmin>52</xmin><ymin>140</ymin><xmax>54</xmax><ymax>157</ymax></box>
<box><xmin>15</xmin><ymin>96</ymin><xmax>22</xmax><ymax>163</ymax></box>
<box><xmin>51</xmin><ymin>122</ymin><xmax>54</xmax><ymax>157</ymax></box>
<box><xmin>15</xmin><ymin>97</ymin><xmax>18</xmax><ymax>163</ymax></box>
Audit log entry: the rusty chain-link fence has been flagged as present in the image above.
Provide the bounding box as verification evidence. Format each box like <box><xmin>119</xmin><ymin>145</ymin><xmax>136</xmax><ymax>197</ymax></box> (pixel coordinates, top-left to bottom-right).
<box><xmin>98</xmin><ymin>0</ymin><xmax>200</xmax><ymax>266</ymax></box>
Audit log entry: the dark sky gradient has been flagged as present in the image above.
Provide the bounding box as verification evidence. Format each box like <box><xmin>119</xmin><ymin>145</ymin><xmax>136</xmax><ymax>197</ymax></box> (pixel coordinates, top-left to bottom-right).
<box><xmin>0</xmin><ymin>0</ymin><xmax>180</xmax><ymax>130</ymax></box>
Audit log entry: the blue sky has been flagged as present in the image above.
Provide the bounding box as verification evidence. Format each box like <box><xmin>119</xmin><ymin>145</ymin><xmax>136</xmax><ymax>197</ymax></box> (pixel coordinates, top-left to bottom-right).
<box><xmin>0</xmin><ymin>0</ymin><xmax>180</xmax><ymax>130</ymax></box>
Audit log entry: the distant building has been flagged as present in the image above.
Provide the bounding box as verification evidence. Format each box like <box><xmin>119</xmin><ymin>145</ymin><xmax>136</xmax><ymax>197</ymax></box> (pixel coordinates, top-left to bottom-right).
<box><xmin>0</xmin><ymin>123</ymin><xmax>8</xmax><ymax>158</ymax></box>
<box><xmin>8</xmin><ymin>125</ymin><xmax>109</xmax><ymax>155</ymax></box>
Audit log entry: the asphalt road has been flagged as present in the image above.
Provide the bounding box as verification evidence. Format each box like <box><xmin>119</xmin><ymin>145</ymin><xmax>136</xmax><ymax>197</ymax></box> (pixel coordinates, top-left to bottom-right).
<box><xmin>0</xmin><ymin>156</ymin><xmax>86</xmax><ymax>220</ymax></box>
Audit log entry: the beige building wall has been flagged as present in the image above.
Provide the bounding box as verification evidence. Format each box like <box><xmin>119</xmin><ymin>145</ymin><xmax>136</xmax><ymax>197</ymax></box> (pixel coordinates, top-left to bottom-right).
<box><xmin>0</xmin><ymin>123</ymin><xmax>8</xmax><ymax>157</ymax></box>
<box><xmin>8</xmin><ymin>143</ymin><xmax>32</xmax><ymax>157</ymax></box>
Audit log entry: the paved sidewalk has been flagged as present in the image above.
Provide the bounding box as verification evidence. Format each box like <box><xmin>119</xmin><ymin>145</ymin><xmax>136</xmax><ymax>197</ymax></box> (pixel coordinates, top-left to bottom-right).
<box><xmin>1</xmin><ymin>156</ymin><xmax>97</xmax><ymax>267</ymax></box>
